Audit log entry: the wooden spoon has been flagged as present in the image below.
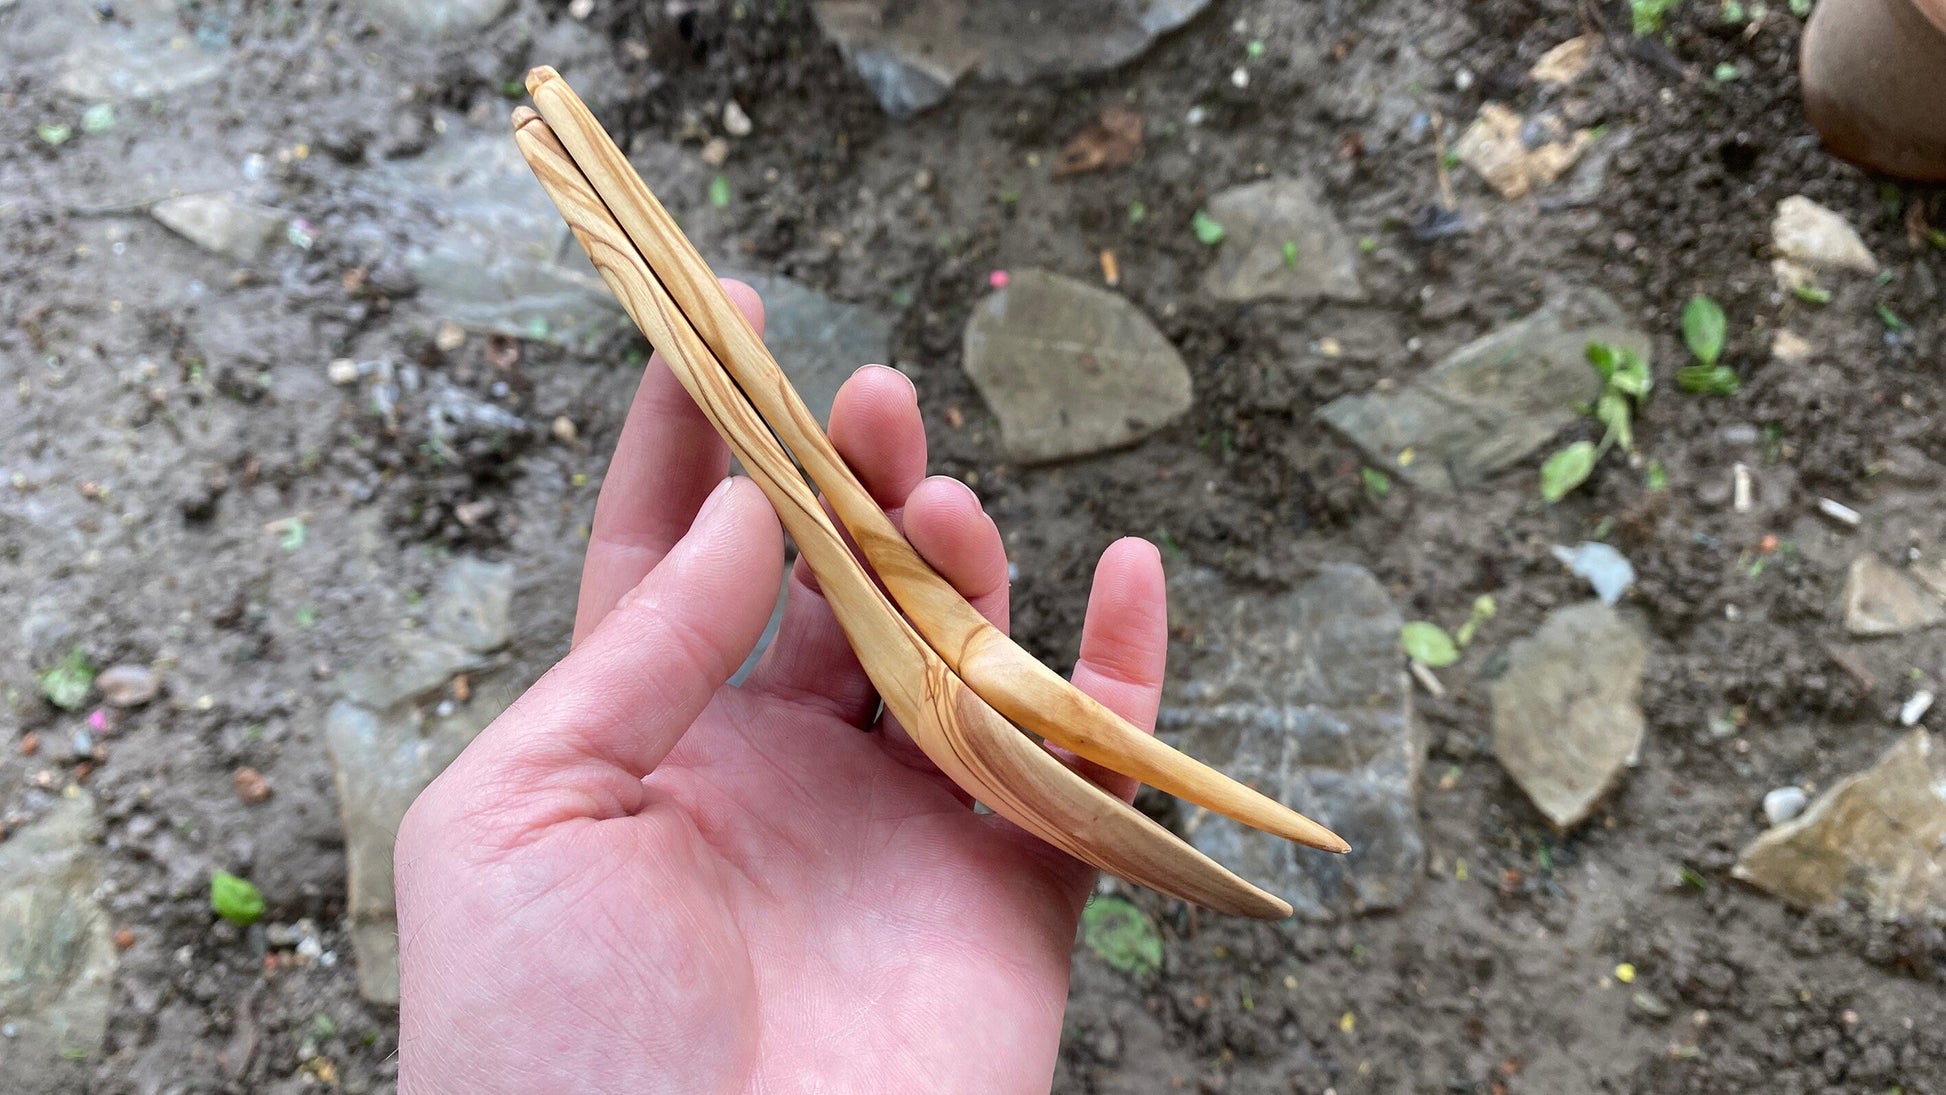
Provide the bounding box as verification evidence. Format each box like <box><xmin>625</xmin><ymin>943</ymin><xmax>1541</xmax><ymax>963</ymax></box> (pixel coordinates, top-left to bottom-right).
<box><xmin>512</xmin><ymin>107</ymin><xmax>1292</xmax><ymax>918</ymax></box>
<box><xmin>523</xmin><ymin>65</ymin><xmax>1347</xmax><ymax>857</ymax></box>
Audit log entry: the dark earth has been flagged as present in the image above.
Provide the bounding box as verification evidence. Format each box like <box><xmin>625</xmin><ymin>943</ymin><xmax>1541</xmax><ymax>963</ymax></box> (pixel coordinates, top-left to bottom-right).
<box><xmin>4</xmin><ymin>0</ymin><xmax>1945</xmax><ymax>1092</ymax></box>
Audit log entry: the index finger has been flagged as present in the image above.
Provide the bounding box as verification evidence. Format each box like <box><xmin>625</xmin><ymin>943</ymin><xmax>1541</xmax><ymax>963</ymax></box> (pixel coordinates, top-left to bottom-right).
<box><xmin>572</xmin><ymin>279</ymin><xmax>764</xmax><ymax>645</ymax></box>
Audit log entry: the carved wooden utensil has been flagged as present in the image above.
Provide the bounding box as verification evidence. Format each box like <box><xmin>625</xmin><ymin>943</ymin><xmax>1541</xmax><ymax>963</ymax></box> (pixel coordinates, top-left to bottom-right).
<box><xmin>511</xmin><ymin>70</ymin><xmax>1347</xmax><ymax>918</ymax></box>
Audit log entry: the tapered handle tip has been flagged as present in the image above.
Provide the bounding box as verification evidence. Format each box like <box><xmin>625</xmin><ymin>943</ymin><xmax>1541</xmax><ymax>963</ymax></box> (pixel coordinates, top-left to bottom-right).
<box><xmin>510</xmin><ymin>105</ymin><xmax>543</xmax><ymax>132</ymax></box>
<box><xmin>525</xmin><ymin>65</ymin><xmax>562</xmax><ymax>96</ymax></box>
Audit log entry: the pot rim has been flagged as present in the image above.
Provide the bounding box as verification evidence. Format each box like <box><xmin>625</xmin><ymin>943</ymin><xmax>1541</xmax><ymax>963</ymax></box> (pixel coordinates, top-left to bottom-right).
<box><xmin>1916</xmin><ymin>0</ymin><xmax>1946</xmax><ymax>36</ymax></box>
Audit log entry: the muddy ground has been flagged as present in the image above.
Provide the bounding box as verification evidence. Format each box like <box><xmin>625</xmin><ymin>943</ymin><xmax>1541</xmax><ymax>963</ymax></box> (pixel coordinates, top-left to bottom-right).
<box><xmin>3</xmin><ymin>0</ymin><xmax>1945</xmax><ymax>1092</ymax></box>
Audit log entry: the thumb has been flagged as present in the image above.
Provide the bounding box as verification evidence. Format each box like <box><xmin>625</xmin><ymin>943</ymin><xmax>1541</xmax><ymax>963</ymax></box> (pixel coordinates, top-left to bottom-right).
<box><xmin>441</xmin><ymin>477</ymin><xmax>783</xmax><ymax>817</ymax></box>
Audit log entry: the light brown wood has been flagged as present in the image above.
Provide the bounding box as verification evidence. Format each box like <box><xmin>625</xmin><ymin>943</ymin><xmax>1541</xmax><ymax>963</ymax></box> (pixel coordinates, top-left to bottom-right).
<box><xmin>511</xmin><ymin>106</ymin><xmax>1292</xmax><ymax>919</ymax></box>
<box><xmin>523</xmin><ymin>66</ymin><xmax>1348</xmax><ymax>856</ymax></box>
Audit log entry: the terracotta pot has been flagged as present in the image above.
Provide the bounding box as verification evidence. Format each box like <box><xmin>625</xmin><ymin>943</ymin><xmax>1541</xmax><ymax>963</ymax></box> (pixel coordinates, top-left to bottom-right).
<box><xmin>1800</xmin><ymin>0</ymin><xmax>1946</xmax><ymax>180</ymax></box>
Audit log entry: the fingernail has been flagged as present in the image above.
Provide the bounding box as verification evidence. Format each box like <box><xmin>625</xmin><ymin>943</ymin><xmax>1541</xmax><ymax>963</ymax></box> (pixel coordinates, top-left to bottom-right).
<box><xmin>862</xmin><ymin>363</ymin><xmax>918</xmax><ymax>403</ymax></box>
<box><xmin>695</xmin><ymin>477</ymin><xmax>740</xmax><ymax>525</ymax></box>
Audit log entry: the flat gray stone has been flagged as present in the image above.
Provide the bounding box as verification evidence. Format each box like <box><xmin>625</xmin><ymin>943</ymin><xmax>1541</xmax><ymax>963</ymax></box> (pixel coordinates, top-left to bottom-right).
<box><xmin>812</xmin><ymin>0</ymin><xmax>1211</xmax><ymax>116</ymax></box>
<box><xmin>1842</xmin><ymin>555</ymin><xmax>1946</xmax><ymax>637</ymax></box>
<box><xmin>151</xmin><ymin>194</ymin><xmax>292</xmax><ymax>264</ymax></box>
<box><xmin>0</xmin><ymin>793</ymin><xmax>115</xmax><ymax>1092</ymax></box>
<box><xmin>428</xmin><ymin>557</ymin><xmax>515</xmax><ymax>655</ymax></box>
<box><xmin>1317</xmin><ymin>287</ymin><xmax>1647</xmax><ymax>492</ymax></box>
<box><xmin>962</xmin><ymin>269</ymin><xmax>1191</xmax><ymax>463</ymax></box>
<box><xmin>353</xmin><ymin>0</ymin><xmax>511</xmax><ymax>38</ymax></box>
<box><xmin>1492</xmin><ymin>602</ymin><xmax>1647</xmax><ymax>830</ymax></box>
<box><xmin>53</xmin><ymin>0</ymin><xmax>225</xmax><ymax>102</ymax></box>
<box><xmin>1160</xmin><ymin>566</ymin><xmax>1422</xmax><ymax>920</ymax></box>
<box><xmin>1201</xmin><ymin>178</ymin><xmax>1364</xmax><ymax>304</ymax></box>
<box><xmin>725</xmin><ymin>272</ymin><xmax>893</xmax><ymax>428</ymax></box>
<box><xmin>324</xmin><ymin>559</ymin><xmax>527</xmax><ymax>1003</ymax></box>
<box><xmin>1734</xmin><ymin>730</ymin><xmax>1946</xmax><ymax>920</ymax></box>
<box><xmin>367</xmin><ymin>134</ymin><xmax>641</xmax><ymax>347</ymax></box>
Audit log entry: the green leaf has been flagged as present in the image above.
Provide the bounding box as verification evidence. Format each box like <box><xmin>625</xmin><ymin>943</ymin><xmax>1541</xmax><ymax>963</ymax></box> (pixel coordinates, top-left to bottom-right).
<box><xmin>38</xmin><ymin>647</ymin><xmax>95</xmax><ymax>711</ymax></box>
<box><xmin>1646</xmin><ymin>459</ymin><xmax>1669</xmax><ymax>491</ymax></box>
<box><xmin>1360</xmin><ymin>466</ymin><xmax>1392</xmax><ymax>498</ymax></box>
<box><xmin>1595</xmin><ymin>388</ymin><xmax>1633</xmax><ymax>451</ymax></box>
<box><xmin>1401</xmin><ymin>621</ymin><xmax>1459</xmax><ymax>668</ymax></box>
<box><xmin>1877</xmin><ymin>304</ymin><xmax>1907</xmax><ymax>332</ymax></box>
<box><xmin>1281</xmin><ymin>239</ymin><xmax>1299</xmax><ymax>270</ymax></box>
<box><xmin>1788</xmin><ymin>0</ymin><xmax>1812</xmax><ymax>14</ymax></box>
<box><xmin>1245</xmin><ymin>39</ymin><xmax>1266</xmax><ymax>58</ymax></box>
<box><xmin>1126</xmin><ymin>200</ymin><xmax>1147</xmax><ymax>225</ymax></box>
<box><xmin>1790</xmin><ymin>282</ymin><xmax>1831</xmax><ymax>305</ymax></box>
<box><xmin>1080</xmin><ymin>896</ymin><xmax>1163</xmax><ymax>976</ymax></box>
<box><xmin>1358</xmin><ymin>235</ymin><xmax>1378</xmax><ymax>254</ymax></box>
<box><xmin>1676</xmin><ymin>364</ymin><xmax>1741</xmax><ymax>395</ymax></box>
<box><xmin>80</xmin><ymin>104</ymin><xmax>115</xmax><ymax>135</ymax></box>
<box><xmin>279</xmin><ymin>518</ymin><xmax>306</xmax><ymax>552</ymax></box>
<box><xmin>1191</xmin><ymin>209</ymin><xmax>1226</xmax><ymax>246</ymax></box>
<box><xmin>1681</xmin><ymin>295</ymin><xmax>1727</xmax><ymax>366</ymax></box>
<box><xmin>36</xmin><ymin>122</ymin><xmax>73</xmax><ymax>146</ymax></box>
<box><xmin>1540</xmin><ymin>441</ymin><xmax>1597</xmax><ymax>504</ymax></box>
<box><xmin>1712</xmin><ymin>61</ymin><xmax>1741</xmax><ymax>82</ymax></box>
<box><xmin>708</xmin><ymin>174</ymin><xmax>731</xmax><ymax>209</ymax></box>
<box><xmin>210</xmin><ymin>871</ymin><xmax>265</xmax><ymax>926</ymax></box>
<box><xmin>1587</xmin><ymin>341</ymin><xmax>1651</xmax><ymax>396</ymax></box>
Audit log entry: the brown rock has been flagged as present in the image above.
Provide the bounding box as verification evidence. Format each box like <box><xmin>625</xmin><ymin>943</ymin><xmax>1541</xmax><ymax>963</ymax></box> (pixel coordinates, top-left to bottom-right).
<box><xmin>96</xmin><ymin>664</ymin><xmax>160</xmax><ymax>708</ymax></box>
<box><xmin>1734</xmin><ymin>730</ymin><xmax>1946</xmax><ymax>919</ymax></box>
<box><xmin>1842</xmin><ymin>555</ymin><xmax>1946</xmax><ymax>636</ymax></box>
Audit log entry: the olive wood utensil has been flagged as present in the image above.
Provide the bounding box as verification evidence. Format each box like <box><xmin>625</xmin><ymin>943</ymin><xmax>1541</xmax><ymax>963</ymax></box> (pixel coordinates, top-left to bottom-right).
<box><xmin>511</xmin><ymin>73</ymin><xmax>1347</xmax><ymax>917</ymax></box>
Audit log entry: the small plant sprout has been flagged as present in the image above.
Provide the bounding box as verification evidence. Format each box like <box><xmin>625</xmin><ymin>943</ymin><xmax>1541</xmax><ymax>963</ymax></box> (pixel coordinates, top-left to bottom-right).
<box><xmin>1191</xmin><ymin>209</ymin><xmax>1226</xmax><ymax>246</ymax></box>
<box><xmin>1677</xmin><ymin>294</ymin><xmax>1739</xmax><ymax>395</ymax></box>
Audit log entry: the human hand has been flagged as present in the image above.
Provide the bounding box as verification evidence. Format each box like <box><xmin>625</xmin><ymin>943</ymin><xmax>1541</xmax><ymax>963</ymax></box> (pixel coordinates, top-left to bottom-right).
<box><xmin>394</xmin><ymin>281</ymin><xmax>1171</xmax><ymax>1094</ymax></box>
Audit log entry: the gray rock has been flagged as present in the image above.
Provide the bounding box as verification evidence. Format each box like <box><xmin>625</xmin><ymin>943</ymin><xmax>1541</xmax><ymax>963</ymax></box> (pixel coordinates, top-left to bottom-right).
<box><xmin>428</xmin><ymin>557</ymin><xmax>515</xmax><ymax>654</ymax></box>
<box><xmin>366</xmin><ymin>134</ymin><xmax>640</xmax><ymax>347</ymax></box>
<box><xmin>1734</xmin><ymin>730</ymin><xmax>1946</xmax><ymax>920</ymax></box>
<box><xmin>1842</xmin><ymin>555</ymin><xmax>1946</xmax><ymax>636</ymax></box>
<box><xmin>352</xmin><ymin>0</ymin><xmax>511</xmax><ymax>38</ymax></box>
<box><xmin>726</xmin><ymin>272</ymin><xmax>894</xmax><ymax>428</ymax></box>
<box><xmin>95</xmin><ymin>664</ymin><xmax>160</xmax><ymax>708</ymax></box>
<box><xmin>1492</xmin><ymin>602</ymin><xmax>1647</xmax><ymax>830</ymax></box>
<box><xmin>812</xmin><ymin>0</ymin><xmax>1211</xmax><ymax>116</ymax></box>
<box><xmin>1762</xmin><ymin>786</ymin><xmax>1808</xmax><ymax>826</ymax></box>
<box><xmin>0</xmin><ymin>794</ymin><xmax>115</xmax><ymax>1093</ymax></box>
<box><xmin>1160</xmin><ymin>566</ymin><xmax>1422</xmax><ymax>920</ymax></box>
<box><xmin>151</xmin><ymin>194</ymin><xmax>292</xmax><ymax>264</ymax></box>
<box><xmin>52</xmin><ymin>0</ymin><xmax>226</xmax><ymax>102</ymax></box>
<box><xmin>1200</xmin><ymin>178</ymin><xmax>1364</xmax><ymax>304</ymax></box>
<box><xmin>962</xmin><ymin>269</ymin><xmax>1191</xmax><ymax>463</ymax></box>
<box><xmin>324</xmin><ymin>558</ymin><xmax>527</xmax><ymax>1003</ymax></box>
<box><xmin>1773</xmin><ymin>195</ymin><xmax>1877</xmax><ymax>274</ymax></box>
<box><xmin>1318</xmin><ymin>287</ymin><xmax>1648</xmax><ymax>493</ymax></box>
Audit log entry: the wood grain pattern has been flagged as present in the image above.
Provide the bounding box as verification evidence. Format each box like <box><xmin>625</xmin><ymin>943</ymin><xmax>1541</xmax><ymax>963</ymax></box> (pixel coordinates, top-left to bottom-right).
<box><xmin>524</xmin><ymin>67</ymin><xmax>1347</xmax><ymax>857</ymax></box>
<box><xmin>511</xmin><ymin>106</ymin><xmax>1292</xmax><ymax>919</ymax></box>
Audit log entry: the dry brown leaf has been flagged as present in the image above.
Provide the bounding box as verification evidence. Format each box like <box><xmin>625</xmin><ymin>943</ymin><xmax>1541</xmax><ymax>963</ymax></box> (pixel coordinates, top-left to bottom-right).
<box><xmin>1054</xmin><ymin>106</ymin><xmax>1144</xmax><ymax>177</ymax></box>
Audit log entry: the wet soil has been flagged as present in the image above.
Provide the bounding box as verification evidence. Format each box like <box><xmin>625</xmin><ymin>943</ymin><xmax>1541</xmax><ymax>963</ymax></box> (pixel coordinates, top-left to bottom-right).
<box><xmin>2</xmin><ymin>0</ymin><xmax>1944</xmax><ymax>1092</ymax></box>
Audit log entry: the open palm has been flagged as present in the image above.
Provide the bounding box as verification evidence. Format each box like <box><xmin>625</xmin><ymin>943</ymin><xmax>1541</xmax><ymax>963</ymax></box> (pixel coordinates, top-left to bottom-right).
<box><xmin>394</xmin><ymin>283</ymin><xmax>1171</xmax><ymax>1094</ymax></box>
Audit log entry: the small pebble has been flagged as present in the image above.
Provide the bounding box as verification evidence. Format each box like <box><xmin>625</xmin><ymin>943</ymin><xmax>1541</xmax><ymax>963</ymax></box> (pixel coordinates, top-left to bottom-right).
<box><xmin>1631</xmin><ymin>991</ymin><xmax>1672</xmax><ymax>1019</ymax></box>
<box><xmin>327</xmin><ymin>359</ymin><xmax>359</xmax><ymax>386</ymax></box>
<box><xmin>97</xmin><ymin>664</ymin><xmax>160</xmax><ymax>707</ymax></box>
<box><xmin>1816</xmin><ymin>497</ymin><xmax>1861</xmax><ymax>527</ymax></box>
<box><xmin>1899</xmin><ymin>689</ymin><xmax>1933</xmax><ymax>726</ymax></box>
<box><xmin>723</xmin><ymin>100</ymin><xmax>752</xmax><ymax>138</ymax></box>
<box><xmin>568</xmin><ymin>0</ymin><xmax>595</xmax><ymax>17</ymax></box>
<box><xmin>552</xmin><ymin>416</ymin><xmax>579</xmax><ymax>445</ymax></box>
<box><xmin>114</xmin><ymin>928</ymin><xmax>136</xmax><ymax>950</ymax></box>
<box><xmin>233</xmin><ymin>767</ymin><xmax>271</xmax><ymax>805</ymax></box>
<box><xmin>700</xmin><ymin>137</ymin><xmax>729</xmax><ymax>167</ymax></box>
<box><xmin>434</xmin><ymin>322</ymin><xmax>465</xmax><ymax>353</ymax></box>
<box><xmin>20</xmin><ymin>731</ymin><xmax>40</xmax><ymax>757</ymax></box>
<box><xmin>1762</xmin><ymin>786</ymin><xmax>1808</xmax><ymax>825</ymax></box>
